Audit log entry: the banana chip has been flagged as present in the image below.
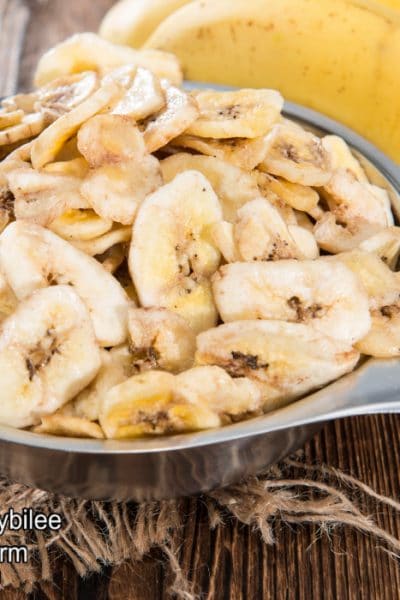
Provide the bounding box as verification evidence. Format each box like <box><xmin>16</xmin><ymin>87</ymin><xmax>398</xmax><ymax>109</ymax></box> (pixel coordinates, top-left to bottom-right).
<box><xmin>170</xmin><ymin>134</ymin><xmax>269</xmax><ymax>171</ymax></box>
<box><xmin>31</xmin><ymin>82</ymin><xmax>122</xmax><ymax>169</ymax></box>
<box><xmin>186</xmin><ymin>89</ymin><xmax>283</xmax><ymax>139</ymax></box>
<box><xmin>34</xmin><ymin>414</ymin><xmax>104</xmax><ymax>439</ymax></box>
<box><xmin>0</xmin><ymin>110</ymin><xmax>24</xmax><ymax>130</ymax></box>
<box><xmin>0</xmin><ymin>113</ymin><xmax>45</xmax><ymax>147</ymax></box>
<box><xmin>34</xmin><ymin>33</ymin><xmax>183</xmax><ymax>87</ymax></box>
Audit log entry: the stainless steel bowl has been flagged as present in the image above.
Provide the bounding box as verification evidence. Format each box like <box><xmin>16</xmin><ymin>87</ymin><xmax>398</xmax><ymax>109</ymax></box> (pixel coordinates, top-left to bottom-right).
<box><xmin>1</xmin><ymin>92</ymin><xmax>400</xmax><ymax>501</ymax></box>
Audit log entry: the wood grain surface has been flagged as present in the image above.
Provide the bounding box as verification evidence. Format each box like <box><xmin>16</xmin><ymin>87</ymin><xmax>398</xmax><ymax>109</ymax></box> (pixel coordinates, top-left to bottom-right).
<box><xmin>1</xmin><ymin>1</ymin><xmax>400</xmax><ymax>598</ymax></box>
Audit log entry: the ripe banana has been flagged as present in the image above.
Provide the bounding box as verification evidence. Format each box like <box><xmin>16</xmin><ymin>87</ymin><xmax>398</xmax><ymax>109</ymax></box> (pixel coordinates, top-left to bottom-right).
<box><xmin>0</xmin><ymin>221</ymin><xmax>130</xmax><ymax>347</ymax></box>
<box><xmin>99</xmin><ymin>0</ymin><xmax>192</xmax><ymax>48</ymax></box>
<box><xmin>144</xmin><ymin>0</ymin><xmax>400</xmax><ymax>162</ymax></box>
<box><xmin>0</xmin><ymin>285</ymin><xmax>101</xmax><ymax>428</ymax></box>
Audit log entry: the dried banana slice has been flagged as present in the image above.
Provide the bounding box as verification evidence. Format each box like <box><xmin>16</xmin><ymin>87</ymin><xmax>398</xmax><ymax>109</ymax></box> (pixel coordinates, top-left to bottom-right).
<box><xmin>0</xmin><ymin>113</ymin><xmax>45</xmax><ymax>147</ymax></box>
<box><xmin>43</xmin><ymin>157</ymin><xmax>90</xmax><ymax>178</ymax></box>
<box><xmin>71</xmin><ymin>345</ymin><xmax>134</xmax><ymax>422</ymax></box>
<box><xmin>170</xmin><ymin>134</ymin><xmax>269</xmax><ymax>171</ymax></box>
<box><xmin>31</xmin><ymin>82</ymin><xmax>122</xmax><ymax>169</ymax></box>
<box><xmin>358</xmin><ymin>228</ymin><xmax>400</xmax><ymax>270</ymax></box>
<box><xmin>99</xmin><ymin>370</ymin><xmax>219</xmax><ymax>439</ymax></box>
<box><xmin>34</xmin><ymin>414</ymin><xmax>104</xmax><ymax>439</ymax></box>
<box><xmin>313</xmin><ymin>212</ymin><xmax>382</xmax><ymax>254</ymax></box>
<box><xmin>143</xmin><ymin>82</ymin><xmax>199</xmax><ymax>153</ymax></box>
<box><xmin>35</xmin><ymin>72</ymin><xmax>99</xmax><ymax>119</ymax></box>
<box><xmin>71</xmin><ymin>226</ymin><xmax>132</xmax><ymax>256</ymax></box>
<box><xmin>0</xmin><ymin>285</ymin><xmax>101</xmax><ymax>428</ymax></box>
<box><xmin>322</xmin><ymin>135</ymin><xmax>368</xmax><ymax>182</ymax></box>
<box><xmin>210</xmin><ymin>221</ymin><xmax>240</xmax><ymax>263</ymax></box>
<box><xmin>323</xmin><ymin>170</ymin><xmax>393</xmax><ymax>229</ymax></box>
<box><xmin>112</xmin><ymin>67</ymin><xmax>165</xmax><ymax>120</ymax></box>
<box><xmin>81</xmin><ymin>159</ymin><xmax>162</xmax><ymax>225</ymax></box>
<box><xmin>196</xmin><ymin>321</ymin><xmax>360</xmax><ymax>409</ymax></box>
<box><xmin>77</xmin><ymin>113</ymin><xmax>146</xmax><ymax>167</ymax></box>
<box><xmin>255</xmin><ymin>171</ymin><xmax>321</xmax><ymax>217</ymax></box>
<box><xmin>2</xmin><ymin>93</ymin><xmax>37</xmax><ymax>113</ymax></box>
<box><xmin>335</xmin><ymin>251</ymin><xmax>400</xmax><ymax>357</ymax></box>
<box><xmin>233</xmin><ymin>198</ymin><xmax>309</xmax><ymax>261</ymax></box>
<box><xmin>260</xmin><ymin>124</ymin><xmax>332</xmax><ymax>186</ymax></box>
<box><xmin>49</xmin><ymin>209</ymin><xmax>113</xmax><ymax>241</ymax></box>
<box><xmin>213</xmin><ymin>260</ymin><xmax>371</xmax><ymax>345</ymax></box>
<box><xmin>287</xmin><ymin>225</ymin><xmax>319</xmax><ymax>260</ymax></box>
<box><xmin>161</xmin><ymin>153</ymin><xmax>260</xmax><ymax>222</ymax></box>
<box><xmin>34</xmin><ymin>33</ymin><xmax>183</xmax><ymax>86</ymax></box>
<box><xmin>78</xmin><ymin>114</ymin><xmax>162</xmax><ymax>224</ymax></box>
<box><xmin>128</xmin><ymin>307</ymin><xmax>196</xmax><ymax>373</ymax></box>
<box><xmin>0</xmin><ymin>110</ymin><xmax>24</xmax><ymax>130</ymax></box>
<box><xmin>129</xmin><ymin>171</ymin><xmax>223</xmax><ymax>334</ymax></box>
<box><xmin>0</xmin><ymin>272</ymin><xmax>17</xmax><ymax>323</ymax></box>
<box><xmin>6</xmin><ymin>165</ymin><xmax>87</xmax><ymax>226</ymax></box>
<box><xmin>186</xmin><ymin>89</ymin><xmax>283</xmax><ymax>139</ymax></box>
<box><xmin>175</xmin><ymin>366</ymin><xmax>263</xmax><ymax>423</ymax></box>
<box><xmin>0</xmin><ymin>221</ymin><xmax>130</xmax><ymax>347</ymax></box>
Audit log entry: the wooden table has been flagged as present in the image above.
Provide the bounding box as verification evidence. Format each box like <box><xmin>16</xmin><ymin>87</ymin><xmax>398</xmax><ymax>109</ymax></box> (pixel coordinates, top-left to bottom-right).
<box><xmin>1</xmin><ymin>1</ymin><xmax>400</xmax><ymax>597</ymax></box>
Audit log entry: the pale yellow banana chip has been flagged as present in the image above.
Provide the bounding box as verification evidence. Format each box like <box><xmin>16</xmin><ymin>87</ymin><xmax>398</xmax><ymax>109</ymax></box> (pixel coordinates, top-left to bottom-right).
<box><xmin>35</xmin><ymin>71</ymin><xmax>99</xmax><ymax>118</ymax></box>
<box><xmin>43</xmin><ymin>157</ymin><xmax>90</xmax><ymax>179</ymax></box>
<box><xmin>0</xmin><ymin>110</ymin><xmax>24</xmax><ymax>130</ymax></box>
<box><xmin>0</xmin><ymin>113</ymin><xmax>45</xmax><ymax>147</ymax></box>
<box><xmin>71</xmin><ymin>225</ymin><xmax>132</xmax><ymax>256</ymax></box>
<box><xmin>322</xmin><ymin>135</ymin><xmax>368</xmax><ymax>182</ymax></box>
<box><xmin>49</xmin><ymin>209</ymin><xmax>113</xmax><ymax>241</ymax></box>
<box><xmin>255</xmin><ymin>171</ymin><xmax>321</xmax><ymax>217</ymax></box>
<box><xmin>112</xmin><ymin>67</ymin><xmax>165</xmax><ymax>121</ymax></box>
<box><xmin>99</xmin><ymin>370</ymin><xmax>219</xmax><ymax>439</ymax></box>
<box><xmin>77</xmin><ymin>114</ymin><xmax>147</xmax><ymax>168</ymax></box>
<box><xmin>170</xmin><ymin>134</ymin><xmax>269</xmax><ymax>171</ymax></box>
<box><xmin>143</xmin><ymin>82</ymin><xmax>199</xmax><ymax>153</ymax></box>
<box><xmin>161</xmin><ymin>153</ymin><xmax>260</xmax><ymax>222</ymax></box>
<box><xmin>34</xmin><ymin>414</ymin><xmax>104</xmax><ymax>439</ymax></box>
<box><xmin>186</xmin><ymin>89</ymin><xmax>283</xmax><ymax>139</ymax></box>
<box><xmin>260</xmin><ymin>124</ymin><xmax>332</xmax><ymax>186</ymax></box>
<box><xmin>6</xmin><ymin>165</ymin><xmax>88</xmax><ymax>226</ymax></box>
<box><xmin>34</xmin><ymin>33</ymin><xmax>183</xmax><ymax>87</ymax></box>
<box><xmin>31</xmin><ymin>82</ymin><xmax>122</xmax><ymax>169</ymax></box>
<box><xmin>81</xmin><ymin>157</ymin><xmax>162</xmax><ymax>225</ymax></box>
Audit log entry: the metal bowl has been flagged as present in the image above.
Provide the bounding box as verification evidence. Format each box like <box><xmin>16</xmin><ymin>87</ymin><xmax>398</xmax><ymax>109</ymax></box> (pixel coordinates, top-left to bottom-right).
<box><xmin>0</xmin><ymin>96</ymin><xmax>400</xmax><ymax>502</ymax></box>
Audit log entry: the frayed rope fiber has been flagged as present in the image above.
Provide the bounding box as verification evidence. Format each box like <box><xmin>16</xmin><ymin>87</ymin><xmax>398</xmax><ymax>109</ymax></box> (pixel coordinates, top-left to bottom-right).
<box><xmin>0</xmin><ymin>451</ymin><xmax>400</xmax><ymax>599</ymax></box>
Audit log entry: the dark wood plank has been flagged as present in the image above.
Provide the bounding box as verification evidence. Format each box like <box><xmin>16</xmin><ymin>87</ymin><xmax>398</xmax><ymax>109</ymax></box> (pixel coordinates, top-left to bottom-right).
<box><xmin>2</xmin><ymin>2</ymin><xmax>400</xmax><ymax>599</ymax></box>
<box><xmin>18</xmin><ymin>0</ymin><xmax>115</xmax><ymax>91</ymax></box>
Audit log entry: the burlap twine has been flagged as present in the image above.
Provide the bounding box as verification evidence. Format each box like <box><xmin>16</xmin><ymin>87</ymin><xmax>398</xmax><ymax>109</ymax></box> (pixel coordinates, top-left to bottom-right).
<box><xmin>0</xmin><ymin>451</ymin><xmax>398</xmax><ymax>598</ymax></box>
